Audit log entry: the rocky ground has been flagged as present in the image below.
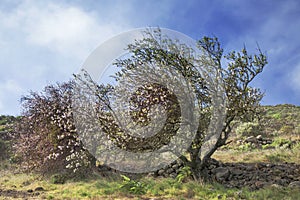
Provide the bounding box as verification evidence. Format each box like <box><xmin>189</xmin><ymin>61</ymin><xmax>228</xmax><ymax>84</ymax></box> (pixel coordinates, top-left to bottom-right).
<box><xmin>150</xmin><ymin>135</ymin><xmax>300</xmax><ymax>190</ymax></box>
<box><xmin>1</xmin><ymin>159</ymin><xmax>299</xmax><ymax>199</ymax></box>
<box><xmin>153</xmin><ymin>159</ymin><xmax>300</xmax><ymax>190</ymax></box>
<box><xmin>0</xmin><ymin>188</ymin><xmax>43</xmax><ymax>199</ymax></box>
<box><xmin>207</xmin><ymin>159</ymin><xmax>300</xmax><ymax>190</ymax></box>
<box><xmin>98</xmin><ymin>157</ymin><xmax>300</xmax><ymax>191</ymax></box>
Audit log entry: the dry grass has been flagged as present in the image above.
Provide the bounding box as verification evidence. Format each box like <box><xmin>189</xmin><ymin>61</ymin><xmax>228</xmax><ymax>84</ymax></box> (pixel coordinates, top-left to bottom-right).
<box><xmin>213</xmin><ymin>148</ymin><xmax>300</xmax><ymax>164</ymax></box>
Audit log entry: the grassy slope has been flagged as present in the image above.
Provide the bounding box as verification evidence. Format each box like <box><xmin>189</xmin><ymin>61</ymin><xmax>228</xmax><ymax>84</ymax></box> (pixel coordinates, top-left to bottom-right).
<box><xmin>0</xmin><ymin>105</ymin><xmax>300</xmax><ymax>199</ymax></box>
<box><xmin>0</xmin><ymin>170</ymin><xmax>299</xmax><ymax>200</ymax></box>
<box><xmin>213</xmin><ymin>104</ymin><xmax>300</xmax><ymax>164</ymax></box>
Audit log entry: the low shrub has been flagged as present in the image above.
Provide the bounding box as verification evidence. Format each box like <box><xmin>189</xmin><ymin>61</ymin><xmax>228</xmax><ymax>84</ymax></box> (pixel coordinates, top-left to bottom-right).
<box><xmin>176</xmin><ymin>166</ymin><xmax>191</xmax><ymax>183</ymax></box>
<box><xmin>237</xmin><ymin>143</ymin><xmax>255</xmax><ymax>152</ymax></box>
<box><xmin>271</xmin><ymin>138</ymin><xmax>292</xmax><ymax>148</ymax></box>
<box><xmin>51</xmin><ymin>174</ymin><xmax>67</xmax><ymax>184</ymax></box>
<box><xmin>236</xmin><ymin>121</ymin><xmax>262</xmax><ymax>137</ymax></box>
<box><xmin>119</xmin><ymin>175</ymin><xmax>148</xmax><ymax>195</ymax></box>
<box><xmin>0</xmin><ymin>138</ymin><xmax>8</xmax><ymax>160</ymax></box>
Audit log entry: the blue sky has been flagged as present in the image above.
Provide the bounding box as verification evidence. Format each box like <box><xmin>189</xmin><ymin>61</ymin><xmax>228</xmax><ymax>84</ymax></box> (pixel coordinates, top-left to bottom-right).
<box><xmin>0</xmin><ymin>0</ymin><xmax>300</xmax><ymax>115</ymax></box>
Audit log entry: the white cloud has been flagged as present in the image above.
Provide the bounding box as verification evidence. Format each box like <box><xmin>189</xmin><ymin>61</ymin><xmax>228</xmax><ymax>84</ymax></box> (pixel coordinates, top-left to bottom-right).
<box><xmin>1</xmin><ymin>1</ymin><xmax>126</xmax><ymax>59</ymax></box>
<box><xmin>0</xmin><ymin>0</ymin><xmax>134</xmax><ymax>115</ymax></box>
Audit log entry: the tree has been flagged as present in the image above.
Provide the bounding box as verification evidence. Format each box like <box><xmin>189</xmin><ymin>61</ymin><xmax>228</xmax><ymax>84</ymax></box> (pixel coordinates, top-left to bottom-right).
<box><xmin>14</xmin><ymin>82</ymin><xmax>95</xmax><ymax>175</ymax></box>
<box><xmin>74</xmin><ymin>28</ymin><xmax>267</xmax><ymax>180</ymax></box>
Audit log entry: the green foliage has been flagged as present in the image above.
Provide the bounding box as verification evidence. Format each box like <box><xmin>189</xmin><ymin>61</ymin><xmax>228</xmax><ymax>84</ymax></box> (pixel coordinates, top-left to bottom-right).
<box><xmin>119</xmin><ymin>175</ymin><xmax>148</xmax><ymax>195</ymax></box>
<box><xmin>0</xmin><ymin>138</ymin><xmax>9</xmax><ymax>160</ymax></box>
<box><xmin>261</xmin><ymin>144</ymin><xmax>273</xmax><ymax>150</ymax></box>
<box><xmin>51</xmin><ymin>174</ymin><xmax>66</xmax><ymax>184</ymax></box>
<box><xmin>236</xmin><ymin>121</ymin><xmax>262</xmax><ymax>137</ymax></box>
<box><xmin>0</xmin><ymin>115</ymin><xmax>16</xmax><ymax>133</ymax></box>
<box><xmin>271</xmin><ymin>138</ymin><xmax>293</xmax><ymax>148</ymax></box>
<box><xmin>0</xmin><ymin>115</ymin><xmax>16</xmax><ymax>126</ymax></box>
<box><xmin>271</xmin><ymin>113</ymin><xmax>281</xmax><ymax>119</ymax></box>
<box><xmin>176</xmin><ymin>166</ymin><xmax>191</xmax><ymax>183</ymax></box>
<box><xmin>47</xmin><ymin>195</ymin><xmax>54</xmax><ymax>200</ymax></box>
<box><xmin>0</xmin><ymin>116</ymin><xmax>16</xmax><ymax>161</ymax></box>
<box><xmin>237</xmin><ymin>143</ymin><xmax>255</xmax><ymax>152</ymax></box>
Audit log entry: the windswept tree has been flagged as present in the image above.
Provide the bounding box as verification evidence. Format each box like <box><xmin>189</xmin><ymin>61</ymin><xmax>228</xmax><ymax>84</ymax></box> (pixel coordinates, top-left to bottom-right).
<box><xmin>73</xmin><ymin>28</ymin><xmax>267</xmax><ymax>179</ymax></box>
<box><xmin>15</xmin><ymin>28</ymin><xmax>267</xmax><ymax>180</ymax></box>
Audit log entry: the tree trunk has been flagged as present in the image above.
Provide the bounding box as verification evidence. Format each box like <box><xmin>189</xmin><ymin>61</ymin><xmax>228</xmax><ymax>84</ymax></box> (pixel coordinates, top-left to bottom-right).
<box><xmin>190</xmin><ymin>157</ymin><xmax>211</xmax><ymax>181</ymax></box>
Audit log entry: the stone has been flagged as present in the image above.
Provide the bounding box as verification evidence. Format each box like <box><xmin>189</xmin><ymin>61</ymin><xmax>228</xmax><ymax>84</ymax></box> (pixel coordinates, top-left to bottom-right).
<box><xmin>166</xmin><ymin>168</ymin><xmax>174</xmax><ymax>174</ymax></box>
<box><xmin>172</xmin><ymin>164</ymin><xmax>179</xmax><ymax>170</ymax></box>
<box><xmin>270</xmin><ymin>184</ymin><xmax>281</xmax><ymax>188</ymax></box>
<box><xmin>35</xmin><ymin>187</ymin><xmax>45</xmax><ymax>191</ymax></box>
<box><xmin>169</xmin><ymin>173</ymin><xmax>177</xmax><ymax>178</ymax></box>
<box><xmin>236</xmin><ymin>140</ymin><xmax>243</xmax><ymax>144</ymax></box>
<box><xmin>231</xmin><ymin>169</ymin><xmax>243</xmax><ymax>176</ymax></box>
<box><xmin>245</xmin><ymin>136</ymin><xmax>256</xmax><ymax>143</ymax></box>
<box><xmin>213</xmin><ymin>167</ymin><xmax>230</xmax><ymax>181</ymax></box>
<box><xmin>256</xmin><ymin>135</ymin><xmax>262</xmax><ymax>140</ymax></box>
<box><xmin>157</xmin><ymin>169</ymin><xmax>164</xmax><ymax>176</ymax></box>
<box><xmin>245</xmin><ymin>165</ymin><xmax>255</xmax><ymax>171</ymax></box>
<box><xmin>280</xmin><ymin>143</ymin><xmax>290</xmax><ymax>149</ymax></box>
<box><xmin>289</xmin><ymin>181</ymin><xmax>300</xmax><ymax>188</ymax></box>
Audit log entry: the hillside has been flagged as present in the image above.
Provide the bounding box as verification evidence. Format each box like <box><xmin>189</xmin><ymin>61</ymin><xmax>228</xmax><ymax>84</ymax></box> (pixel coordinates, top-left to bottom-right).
<box><xmin>261</xmin><ymin>104</ymin><xmax>300</xmax><ymax>136</ymax></box>
<box><xmin>0</xmin><ymin>104</ymin><xmax>299</xmax><ymax>199</ymax></box>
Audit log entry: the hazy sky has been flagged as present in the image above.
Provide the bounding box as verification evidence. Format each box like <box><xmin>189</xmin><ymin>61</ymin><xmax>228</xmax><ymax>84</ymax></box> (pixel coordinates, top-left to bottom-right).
<box><xmin>0</xmin><ymin>0</ymin><xmax>300</xmax><ymax>115</ymax></box>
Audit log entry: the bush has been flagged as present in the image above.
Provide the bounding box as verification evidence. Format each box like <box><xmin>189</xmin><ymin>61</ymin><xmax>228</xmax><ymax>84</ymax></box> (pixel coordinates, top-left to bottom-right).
<box><xmin>51</xmin><ymin>174</ymin><xmax>67</xmax><ymax>184</ymax></box>
<box><xmin>271</xmin><ymin>113</ymin><xmax>281</xmax><ymax>119</ymax></box>
<box><xmin>236</xmin><ymin>121</ymin><xmax>262</xmax><ymax>137</ymax></box>
<box><xmin>0</xmin><ymin>115</ymin><xmax>16</xmax><ymax>126</ymax></box>
<box><xmin>270</xmin><ymin>138</ymin><xmax>292</xmax><ymax>148</ymax></box>
<box><xmin>0</xmin><ymin>138</ymin><xmax>8</xmax><ymax>160</ymax></box>
<box><xmin>176</xmin><ymin>166</ymin><xmax>191</xmax><ymax>183</ymax></box>
<box><xmin>14</xmin><ymin>82</ymin><xmax>95</xmax><ymax>175</ymax></box>
<box><xmin>119</xmin><ymin>175</ymin><xmax>148</xmax><ymax>195</ymax></box>
<box><xmin>237</xmin><ymin>143</ymin><xmax>255</xmax><ymax>152</ymax></box>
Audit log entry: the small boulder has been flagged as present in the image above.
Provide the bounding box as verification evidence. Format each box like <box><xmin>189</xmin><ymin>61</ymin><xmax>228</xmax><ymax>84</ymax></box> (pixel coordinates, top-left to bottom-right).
<box><xmin>231</xmin><ymin>169</ymin><xmax>243</xmax><ymax>176</ymax></box>
<box><xmin>255</xmin><ymin>181</ymin><xmax>267</xmax><ymax>189</ymax></box>
<box><xmin>27</xmin><ymin>189</ymin><xmax>33</xmax><ymax>193</ymax></box>
<box><xmin>157</xmin><ymin>169</ymin><xmax>164</xmax><ymax>176</ymax></box>
<box><xmin>35</xmin><ymin>187</ymin><xmax>45</xmax><ymax>191</ymax></box>
<box><xmin>245</xmin><ymin>136</ymin><xmax>256</xmax><ymax>143</ymax></box>
<box><xmin>212</xmin><ymin>167</ymin><xmax>230</xmax><ymax>181</ymax></box>
<box><xmin>289</xmin><ymin>181</ymin><xmax>300</xmax><ymax>188</ymax></box>
<box><xmin>256</xmin><ymin>135</ymin><xmax>262</xmax><ymax>140</ymax></box>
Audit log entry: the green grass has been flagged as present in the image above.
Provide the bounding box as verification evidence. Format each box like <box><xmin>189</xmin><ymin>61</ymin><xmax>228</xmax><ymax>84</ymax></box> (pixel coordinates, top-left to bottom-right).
<box><xmin>262</xmin><ymin>104</ymin><xmax>300</xmax><ymax>136</ymax></box>
<box><xmin>0</xmin><ymin>170</ymin><xmax>299</xmax><ymax>200</ymax></box>
<box><xmin>213</xmin><ymin>146</ymin><xmax>300</xmax><ymax>164</ymax></box>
